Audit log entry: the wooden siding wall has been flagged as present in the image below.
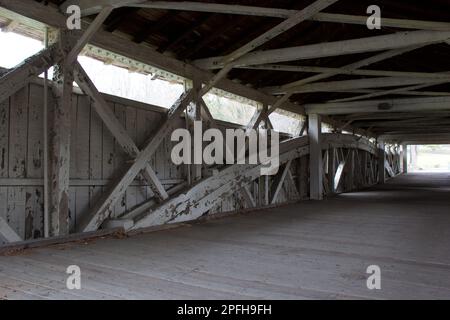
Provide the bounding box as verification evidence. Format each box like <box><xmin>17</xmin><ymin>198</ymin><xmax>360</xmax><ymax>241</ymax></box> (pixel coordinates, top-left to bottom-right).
<box><xmin>0</xmin><ymin>82</ymin><xmax>304</xmax><ymax>244</ymax></box>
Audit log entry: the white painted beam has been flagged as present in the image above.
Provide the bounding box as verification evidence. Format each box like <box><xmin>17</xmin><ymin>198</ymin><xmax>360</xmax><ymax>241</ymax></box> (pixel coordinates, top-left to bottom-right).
<box><xmin>60</xmin><ymin>0</ymin><xmax>143</xmax><ymax>16</ymax></box>
<box><xmin>328</xmin><ymin>148</ymin><xmax>336</xmax><ymax>193</ymax></box>
<box><xmin>194</xmin><ymin>31</ymin><xmax>450</xmax><ymax>69</ymax></box>
<box><xmin>220</xmin><ymin>0</ymin><xmax>338</xmax><ymax>67</ymax></box>
<box><xmin>265</xmin><ymin>46</ymin><xmax>423</xmax><ymax>124</ymax></box>
<box><xmin>0</xmin><ymin>0</ymin><xmax>301</xmax><ymax>115</ymax></box>
<box><xmin>268</xmin><ymin>77</ymin><xmax>444</xmax><ymax>95</ymax></box>
<box><xmin>65</xmin><ymin>5</ymin><xmax>114</xmax><ymax>65</ymax></box>
<box><xmin>0</xmin><ymin>217</ymin><xmax>22</xmax><ymax>243</ymax></box>
<box><xmin>305</xmin><ymin>97</ymin><xmax>450</xmax><ymax>115</ymax></box>
<box><xmin>130</xmin><ymin>137</ymin><xmax>310</xmax><ymax>230</ymax></box>
<box><xmin>334</xmin><ymin>160</ymin><xmax>347</xmax><ymax>191</ymax></box>
<box><xmin>129</xmin><ymin>2</ymin><xmax>450</xmax><ymax>32</ymax></box>
<box><xmin>279</xmin><ymin>46</ymin><xmax>423</xmax><ymax>92</ymax></box>
<box><xmin>48</xmin><ymin>32</ymin><xmax>76</xmax><ymax>237</ymax></box>
<box><xmin>0</xmin><ymin>45</ymin><xmax>61</xmax><ymax>103</ymax></box>
<box><xmin>309</xmin><ymin>114</ymin><xmax>323</xmax><ymax>200</ymax></box>
<box><xmin>77</xmin><ymin>89</ymin><xmax>195</xmax><ymax>232</ymax></box>
<box><xmin>378</xmin><ymin>143</ymin><xmax>386</xmax><ymax>184</ymax></box>
<box><xmin>199</xmin><ymin>0</ymin><xmax>339</xmax><ymax>95</ymax></box>
<box><xmin>380</xmin><ymin>133</ymin><xmax>450</xmax><ymax>142</ymax></box>
<box><xmin>385</xmin><ymin>159</ymin><xmax>396</xmax><ymax>178</ymax></box>
<box><xmin>329</xmin><ymin>81</ymin><xmax>449</xmax><ymax>103</ymax></box>
<box><xmin>239</xmin><ymin>64</ymin><xmax>450</xmax><ymax>80</ymax></box>
<box><xmin>402</xmin><ymin>144</ymin><xmax>408</xmax><ymax>174</ymax></box>
<box><xmin>74</xmin><ymin>62</ymin><xmax>169</xmax><ymax>201</ymax></box>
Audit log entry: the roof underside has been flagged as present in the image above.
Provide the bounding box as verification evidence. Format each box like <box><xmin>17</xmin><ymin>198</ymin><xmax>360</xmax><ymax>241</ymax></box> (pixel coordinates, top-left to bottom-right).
<box><xmin>36</xmin><ymin>0</ymin><xmax>450</xmax><ymax>138</ymax></box>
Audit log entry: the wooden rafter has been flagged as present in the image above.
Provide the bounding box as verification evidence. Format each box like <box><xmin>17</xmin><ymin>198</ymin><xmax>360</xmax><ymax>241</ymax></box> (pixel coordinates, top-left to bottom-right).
<box><xmin>305</xmin><ymin>96</ymin><xmax>450</xmax><ymax>115</ymax></box>
<box><xmin>0</xmin><ymin>0</ymin><xmax>302</xmax><ymax>115</ymax></box>
<box><xmin>268</xmin><ymin>77</ymin><xmax>446</xmax><ymax>95</ymax></box>
<box><xmin>126</xmin><ymin>1</ymin><xmax>450</xmax><ymax>32</ymax></box>
<box><xmin>199</xmin><ymin>0</ymin><xmax>339</xmax><ymax>95</ymax></box>
<box><xmin>194</xmin><ymin>31</ymin><xmax>450</xmax><ymax>69</ymax></box>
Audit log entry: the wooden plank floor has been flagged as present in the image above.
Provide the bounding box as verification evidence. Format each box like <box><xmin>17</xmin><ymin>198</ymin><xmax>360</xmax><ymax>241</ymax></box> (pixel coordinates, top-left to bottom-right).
<box><xmin>1</xmin><ymin>173</ymin><xmax>450</xmax><ymax>300</ymax></box>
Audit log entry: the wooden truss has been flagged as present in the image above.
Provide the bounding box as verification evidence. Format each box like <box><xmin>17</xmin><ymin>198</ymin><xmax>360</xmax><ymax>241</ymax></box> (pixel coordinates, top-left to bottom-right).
<box><xmin>0</xmin><ymin>0</ymin><xmax>443</xmax><ymax>242</ymax></box>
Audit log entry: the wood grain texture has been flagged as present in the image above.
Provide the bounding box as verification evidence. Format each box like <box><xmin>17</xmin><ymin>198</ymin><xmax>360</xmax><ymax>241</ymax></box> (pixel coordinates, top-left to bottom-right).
<box><xmin>1</xmin><ymin>173</ymin><xmax>450</xmax><ymax>300</ymax></box>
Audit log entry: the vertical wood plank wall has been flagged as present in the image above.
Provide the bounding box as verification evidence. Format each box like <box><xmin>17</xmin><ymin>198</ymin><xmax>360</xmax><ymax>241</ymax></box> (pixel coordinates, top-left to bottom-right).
<box><xmin>0</xmin><ymin>82</ymin><xmax>304</xmax><ymax>244</ymax></box>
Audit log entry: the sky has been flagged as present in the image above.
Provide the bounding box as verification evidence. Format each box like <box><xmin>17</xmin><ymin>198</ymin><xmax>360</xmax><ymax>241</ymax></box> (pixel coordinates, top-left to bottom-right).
<box><xmin>0</xmin><ymin>31</ymin><xmax>43</xmax><ymax>68</ymax></box>
<box><xmin>0</xmin><ymin>29</ymin><xmax>184</xmax><ymax>108</ymax></box>
<box><xmin>0</xmin><ymin>29</ymin><xmax>301</xmax><ymax>133</ymax></box>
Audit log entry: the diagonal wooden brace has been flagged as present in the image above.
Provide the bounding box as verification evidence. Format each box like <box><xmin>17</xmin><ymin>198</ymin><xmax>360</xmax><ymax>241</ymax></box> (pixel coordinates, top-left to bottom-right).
<box><xmin>73</xmin><ymin>62</ymin><xmax>169</xmax><ymax>201</ymax></box>
<box><xmin>77</xmin><ymin>89</ymin><xmax>195</xmax><ymax>232</ymax></box>
<box><xmin>0</xmin><ymin>44</ymin><xmax>62</xmax><ymax>104</ymax></box>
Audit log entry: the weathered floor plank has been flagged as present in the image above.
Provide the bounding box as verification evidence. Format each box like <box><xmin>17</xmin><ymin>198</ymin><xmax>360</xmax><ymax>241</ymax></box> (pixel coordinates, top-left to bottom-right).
<box><xmin>0</xmin><ymin>173</ymin><xmax>449</xmax><ymax>300</ymax></box>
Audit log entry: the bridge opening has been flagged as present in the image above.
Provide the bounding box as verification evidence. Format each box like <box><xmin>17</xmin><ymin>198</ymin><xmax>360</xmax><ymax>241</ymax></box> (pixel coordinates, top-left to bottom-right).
<box><xmin>407</xmin><ymin>145</ymin><xmax>450</xmax><ymax>173</ymax></box>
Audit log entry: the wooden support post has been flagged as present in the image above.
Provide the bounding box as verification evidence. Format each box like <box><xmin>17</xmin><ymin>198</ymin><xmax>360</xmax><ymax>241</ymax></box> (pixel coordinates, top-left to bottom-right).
<box><xmin>43</xmin><ymin>27</ymin><xmax>50</xmax><ymax>238</ymax></box>
<box><xmin>362</xmin><ymin>151</ymin><xmax>369</xmax><ymax>186</ymax></box>
<box><xmin>328</xmin><ymin>147</ymin><xmax>336</xmax><ymax>194</ymax></box>
<box><xmin>258</xmin><ymin>175</ymin><xmax>269</xmax><ymax>206</ymax></box>
<box><xmin>48</xmin><ymin>31</ymin><xmax>78</xmax><ymax>237</ymax></box>
<box><xmin>309</xmin><ymin>114</ymin><xmax>323</xmax><ymax>200</ymax></box>
<box><xmin>347</xmin><ymin>149</ymin><xmax>355</xmax><ymax>191</ymax></box>
<box><xmin>378</xmin><ymin>142</ymin><xmax>386</xmax><ymax>184</ymax></box>
<box><xmin>299</xmin><ymin>156</ymin><xmax>309</xmax><ymax>199</ymax></box>
<box><xmin>188</xmin><ymin>80</ymin><xmax>202</xmax><ymax>182</ymax></box>
<box><xmin>402</xmin><ymin>144</ymin><xmax>408</xmax><ymax>174</ymax></box>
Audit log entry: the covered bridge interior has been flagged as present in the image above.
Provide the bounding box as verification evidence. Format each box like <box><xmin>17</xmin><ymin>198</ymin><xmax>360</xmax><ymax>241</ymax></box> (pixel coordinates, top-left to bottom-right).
<box><xmin>0</xmin><ymin>0</ymin><xmax>449</xmax><ymax>299</ymax></box>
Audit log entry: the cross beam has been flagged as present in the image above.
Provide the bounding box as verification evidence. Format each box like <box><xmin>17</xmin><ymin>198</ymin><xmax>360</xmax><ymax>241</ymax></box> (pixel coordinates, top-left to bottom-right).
<box><xmin>77</xmin><ymin>89</ymin><xmax>195</xmax><ymax>232</ymax></box>
<box><xmin>305</xmin><ymin>97</ymin><xmax>450</xmax><ymax>115</ymax></box>
<box><xmin>194</xmin><ymin>31</ymin><xmax>450</xmax><ymax>69</ymax></box>
<box><xmin>199</xmin><ymin>0</ymin><xmax>339</xmax><ymax>95</ymax></box>
<box><xmin>238</xmin><ymin>64</ymin><xmax>450</xmax><ymax>81</ymax></box>
<box><xmin>125</xmin><ymin>1</ymin><xmax>450</xmax><ymax>32</ymax></box>
<box><xmin>74</xmin><ymin>62</ymin><xmax>169</xmax><ymax>201</ymax></box>
<box><xmin>267</xmin><ymin>77</ymin><xmax>446</xmax><ymax>95</ymax></box>
<box><xmin>0</xmin><ymin>0</ymin><xmax>301</xmax><ymax>115</ymax></box>
<box><xmin>60</xmin><ymin>0</ymin><xmax>144</xmax><ymax>16</ymax></box>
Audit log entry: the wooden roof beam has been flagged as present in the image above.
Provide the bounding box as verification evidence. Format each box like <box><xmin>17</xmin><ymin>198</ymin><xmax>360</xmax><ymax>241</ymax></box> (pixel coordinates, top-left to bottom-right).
<box><xmin>305</xmin><ymin>96</ymin><xmax>450</xmax><ymax>115</ymax></box>
<box><xmin>0</xmin><ymin>0</ymin><xmax>302</xmax><ymax>114</ymax></box>
<box><xmin>199</xmin><ymin>0</ymin><xmax>339</xmax><ymax>95</ymax></box>
<box><xmin>194</xmin><ymin>30</ymin><xmax>450</xmax><ymax>70</ymax></box>
<box><xmin>268</xmin><ymin>77</ymin><xmax>446</xmax><ymax>95</ymax></box>
<box><xmin>238</xmin><ymin>64</ymin><xmax>450</xmax><ymax>80</ymax></box>
<box><xmin>60</xmin><ymin>0</ymin><xmax>145</xmax><ymax>16</ymax></box>
<box><xmin>127</xmin><ymin>1</ymin><xmax>450</xmax><ymax>32</ymax></box>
